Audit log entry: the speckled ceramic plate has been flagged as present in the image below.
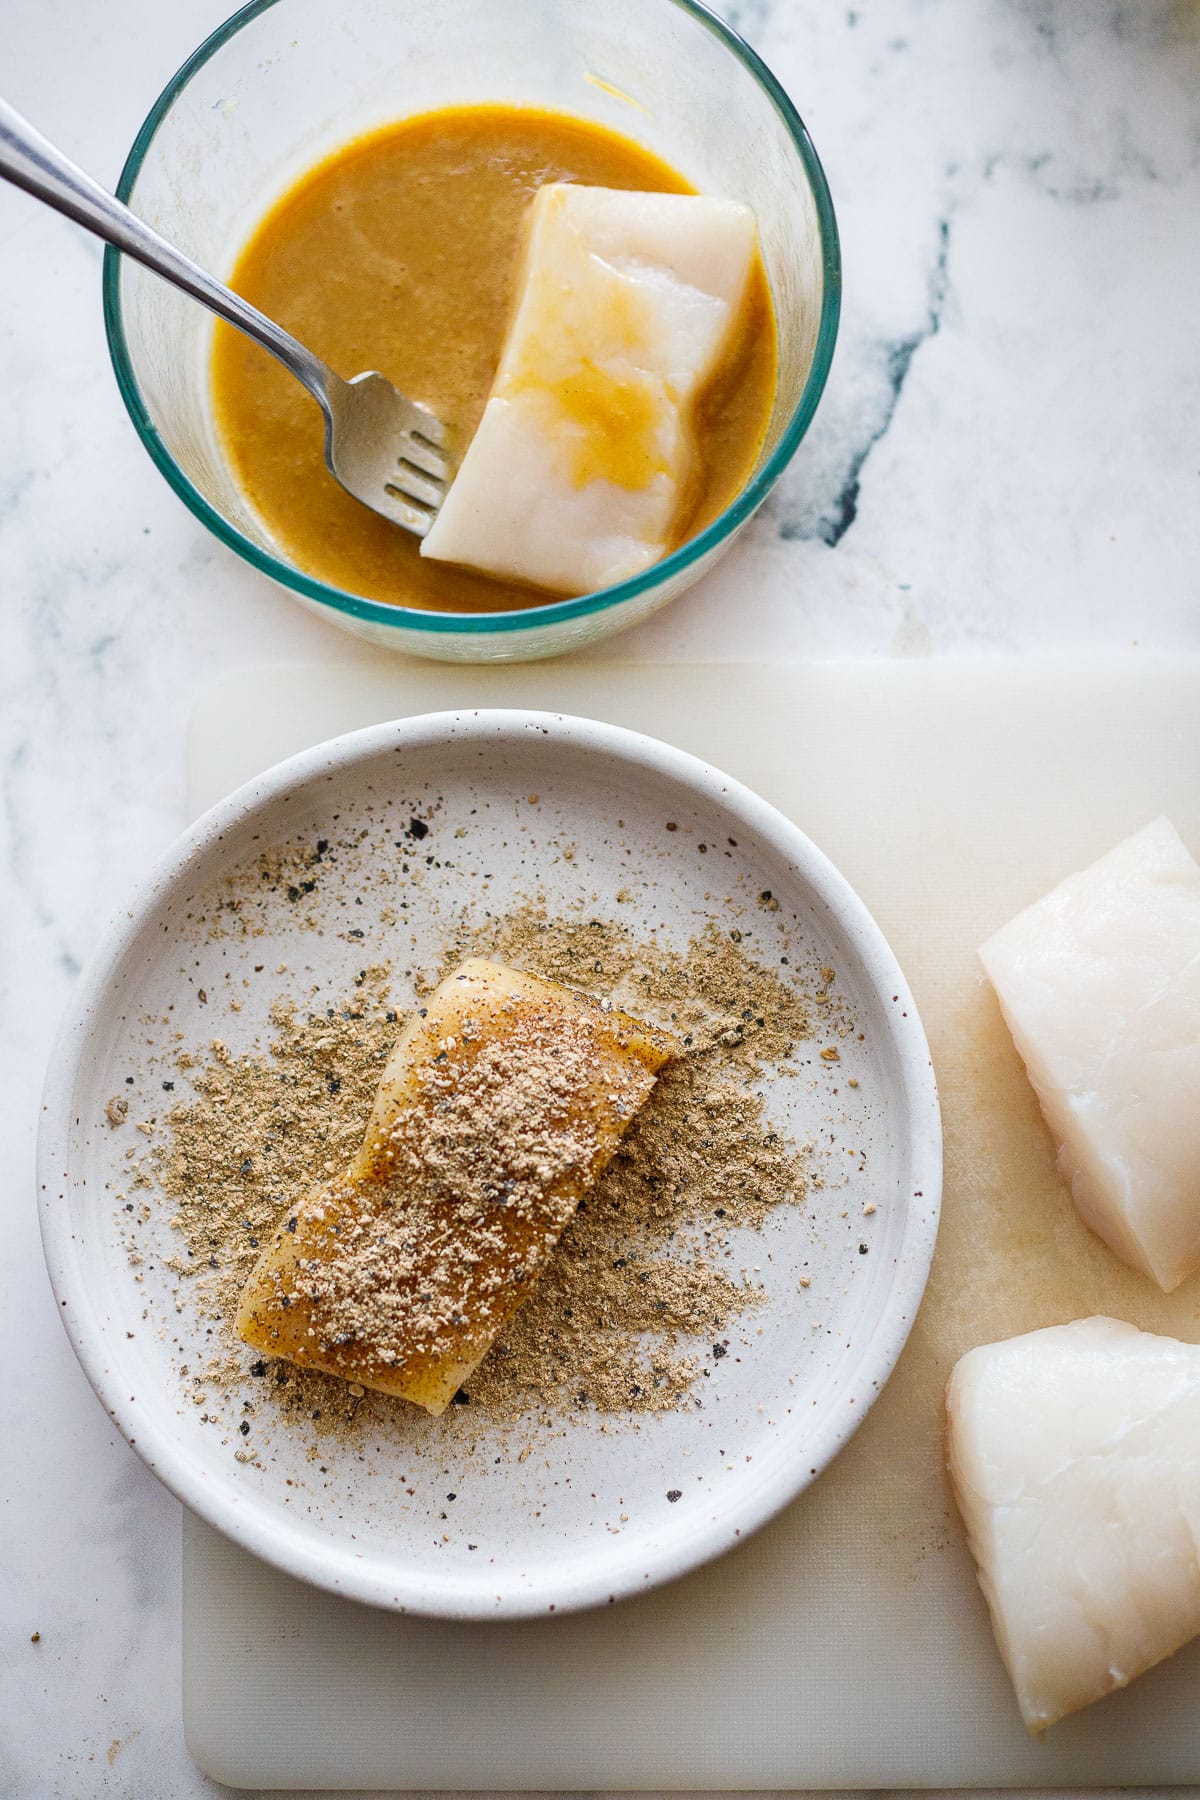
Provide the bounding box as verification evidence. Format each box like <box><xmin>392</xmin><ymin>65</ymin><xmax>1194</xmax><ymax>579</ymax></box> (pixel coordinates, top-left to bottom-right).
<box><xmin>38</xmin><ymin>712</ymin><xmax>940</xmax><ymax>1618</ymax></box>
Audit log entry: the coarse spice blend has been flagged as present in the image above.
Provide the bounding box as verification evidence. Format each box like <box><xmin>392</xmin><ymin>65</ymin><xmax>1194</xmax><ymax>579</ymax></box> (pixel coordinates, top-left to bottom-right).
<box><xmin>127</xmin><ymin>897</ymin><xmax>851</xmax><ymax>1457</ymax></box>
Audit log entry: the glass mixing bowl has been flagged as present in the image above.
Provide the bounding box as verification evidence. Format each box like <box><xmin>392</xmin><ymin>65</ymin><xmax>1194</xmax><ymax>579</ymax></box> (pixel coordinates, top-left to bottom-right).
<box><xmin>104</xmin><ymin>0</ymin><xmax>840</xmax><ymax>661</ymax></box>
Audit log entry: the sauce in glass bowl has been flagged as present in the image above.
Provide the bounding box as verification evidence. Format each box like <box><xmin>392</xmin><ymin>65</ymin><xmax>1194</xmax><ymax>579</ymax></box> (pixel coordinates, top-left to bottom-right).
<box><xmin>211</xmin><ymin>105</ymin><xmax>778</xmax><ymax>614</ymax></box>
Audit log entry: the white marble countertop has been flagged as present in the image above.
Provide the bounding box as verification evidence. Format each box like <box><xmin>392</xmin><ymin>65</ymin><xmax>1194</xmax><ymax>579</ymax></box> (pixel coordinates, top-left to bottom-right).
<box><xmin>2</xmin><ymin>1</ymin><xmax>1197</xmax><ymax>1795</ymax></box>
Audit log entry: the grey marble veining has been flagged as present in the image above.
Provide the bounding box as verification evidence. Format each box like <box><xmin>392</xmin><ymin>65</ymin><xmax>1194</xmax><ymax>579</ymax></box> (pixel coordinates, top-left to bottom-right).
<box><xmin>1</xmin><ymin>1</ymin><xmax>1198</xmax><ymax>1795</ymax></box>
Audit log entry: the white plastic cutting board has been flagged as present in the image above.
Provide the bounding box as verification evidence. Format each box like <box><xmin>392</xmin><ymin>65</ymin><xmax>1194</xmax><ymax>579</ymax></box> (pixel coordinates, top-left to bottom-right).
<box><xmin>183</xmin><ymin>657</ymin><xmax>1200</xmax><ymax>1792</ymax></box>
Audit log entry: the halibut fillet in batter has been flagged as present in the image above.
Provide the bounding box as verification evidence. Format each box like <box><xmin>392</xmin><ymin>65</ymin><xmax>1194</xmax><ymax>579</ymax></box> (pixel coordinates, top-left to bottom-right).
<box><xmin>421</xmin><ymin>184</ymin><xmax>758</xmax><ymax>594</ymax></box>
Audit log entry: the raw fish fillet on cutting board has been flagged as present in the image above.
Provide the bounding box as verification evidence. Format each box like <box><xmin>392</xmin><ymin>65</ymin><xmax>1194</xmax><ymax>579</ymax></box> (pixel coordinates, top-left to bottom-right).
<box><xmin>948</xmin><ymin>1315</ymin><xmax>1200</xmax><ymax>1732</ymax></box>
<box><xmin>980</xmin><ymin>816</ymin><xmax>1200</xmax><ymax>1292</ymax></box>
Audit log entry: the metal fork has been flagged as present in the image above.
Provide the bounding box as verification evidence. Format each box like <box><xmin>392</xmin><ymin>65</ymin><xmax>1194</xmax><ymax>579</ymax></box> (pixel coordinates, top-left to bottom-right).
<box><xmin>0</xmin><ymin>98</ymin><xmax>451</xmax><ymax>537</ymax></box>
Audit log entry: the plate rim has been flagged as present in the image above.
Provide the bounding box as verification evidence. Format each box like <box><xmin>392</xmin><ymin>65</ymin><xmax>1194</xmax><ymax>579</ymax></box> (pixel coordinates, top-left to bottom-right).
<box><xmin>38</xmin><ymin>708</ymin><xmax>942</xmax><ymax>1617</ymax></box>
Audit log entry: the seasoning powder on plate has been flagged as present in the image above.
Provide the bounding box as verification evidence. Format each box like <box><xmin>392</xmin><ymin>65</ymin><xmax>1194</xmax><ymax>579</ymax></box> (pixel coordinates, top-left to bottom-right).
<box><xmin>128</xmin><ymin>906</ymin><xmax>847</xmax><ymax>1453</ymax></box>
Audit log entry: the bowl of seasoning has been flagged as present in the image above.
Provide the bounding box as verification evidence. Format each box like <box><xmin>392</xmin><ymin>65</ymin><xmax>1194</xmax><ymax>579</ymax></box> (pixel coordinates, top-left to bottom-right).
<box><xmin>104</xmin><ymin>0</ymin><xmax>839</xmax><ymax>660</ymax></box>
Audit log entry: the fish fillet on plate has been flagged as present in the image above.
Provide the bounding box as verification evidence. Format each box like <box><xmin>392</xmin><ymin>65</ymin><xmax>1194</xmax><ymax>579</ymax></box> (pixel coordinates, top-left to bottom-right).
<box><xmin>421</xmin><ymin>184</ymin><xmax>757</xmax><ymax>595</ymax></box>
<box><xmin>947</xmin><ymin>1316</ymin><xmax>1200</xmax><ymax>1731</ymax></box>
<box><xmin>979</xmin><ymin>816</ymin><xmax>1200</xmax><ymax>1291</ymax></box>
<box><xmin>236</xmin><ymin>958</ymin><xmax>675</xmax><ymax>1414</ymax></box>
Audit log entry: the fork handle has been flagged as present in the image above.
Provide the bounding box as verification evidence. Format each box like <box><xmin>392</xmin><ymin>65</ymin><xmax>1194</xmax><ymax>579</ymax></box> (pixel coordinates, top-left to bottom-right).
<box><xmin>0</xmin><ymin>96</ymin><xmax>341</xmax><ymax>419</ymax></box>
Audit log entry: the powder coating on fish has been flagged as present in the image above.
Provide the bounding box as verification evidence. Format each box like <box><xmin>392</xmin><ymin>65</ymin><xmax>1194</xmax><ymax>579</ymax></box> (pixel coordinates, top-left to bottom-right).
<box><xmin>947</xmin><ymin>1316</ymin><xmax>1200</xmax><ymax>1731</ymax></box>
<box><xmin>421</xmin><ymin>184</ymin><xmax>757</xmax><ymax>595</ymax></box>
<box><xmin>979</xmin><ymin>816</ymin><xmax>1200</xmax><ymax>1292</ymax></box>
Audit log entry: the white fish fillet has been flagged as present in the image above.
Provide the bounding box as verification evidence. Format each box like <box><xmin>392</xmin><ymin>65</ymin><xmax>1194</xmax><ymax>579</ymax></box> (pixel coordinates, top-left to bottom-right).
<box><xmin>421</xmin><ymin>184</ymin><xmax>757</xmax><ymax>595</ymax></box>
<box><xmin>947</xmin><ymin>1316</ymin><xmax>1200</xmax><ymax>1731</ymax></box>
<box><xmin>979</xmin><ymin>817</ymin><xmax>1200</xmax><ymax>1291</ymax></box>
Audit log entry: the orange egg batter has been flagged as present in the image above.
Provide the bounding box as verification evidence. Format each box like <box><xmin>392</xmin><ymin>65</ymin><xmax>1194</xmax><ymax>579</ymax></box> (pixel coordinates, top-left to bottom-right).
<box><xmin>211</xmin><ymin>106</ymin><xmax>778</xmax><ymax>614</ymax></box>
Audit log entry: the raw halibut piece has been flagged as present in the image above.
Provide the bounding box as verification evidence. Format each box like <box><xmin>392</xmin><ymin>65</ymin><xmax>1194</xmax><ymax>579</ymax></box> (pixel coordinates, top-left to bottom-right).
<box><xmin>946</xmin><ymin>1316</ymin><xmax>1200</xmax><ymax>1731</ymax></box>
<box><xmin>979</xmin><ymin>817</ymin><xmax>1200</xmax><ymax>1291</ymax></box>
<box><xmin>236</xmin><ymin>959</ymin><xmax>674</xmax><ymax>1414</ymax></box>
<box><xmin>421</xmin><ymin>184</ymin><xmax>757</xmax><ymax>595</ymax></box>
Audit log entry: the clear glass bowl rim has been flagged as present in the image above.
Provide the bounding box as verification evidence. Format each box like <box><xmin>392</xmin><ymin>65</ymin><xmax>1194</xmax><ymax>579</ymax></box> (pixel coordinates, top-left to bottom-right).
<box><xmin>102</xmin><ymin>0</ymin><xmax>842</xmax><ymax>639</ymax></box>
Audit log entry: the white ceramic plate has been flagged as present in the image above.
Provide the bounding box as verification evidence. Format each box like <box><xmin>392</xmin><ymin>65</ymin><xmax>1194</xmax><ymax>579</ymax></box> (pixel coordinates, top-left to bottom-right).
<box><xmin>39</xmin><ymin>712</ymin><xmax>940</xmax><ymax>1618</ymax></box>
